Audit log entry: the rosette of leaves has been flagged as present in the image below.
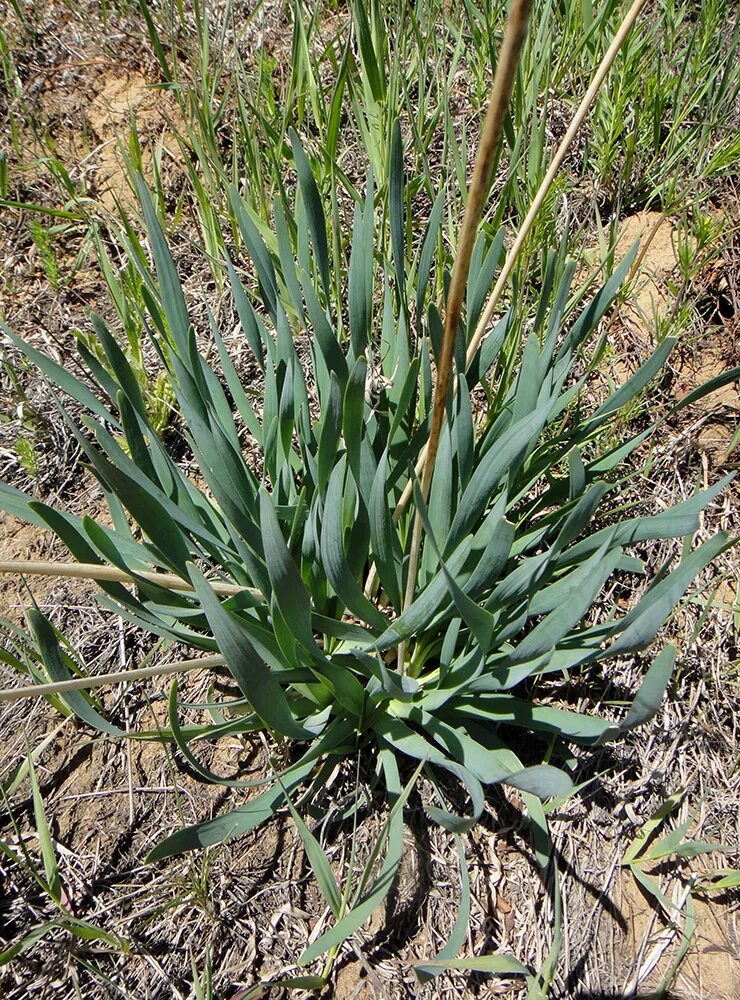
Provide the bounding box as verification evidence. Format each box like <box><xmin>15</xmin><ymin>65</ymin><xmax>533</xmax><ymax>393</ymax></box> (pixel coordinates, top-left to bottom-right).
<box><xmin>1</xmin><ymin>129</ymin><xmax>735</xmax><ymax>976</ymax></box>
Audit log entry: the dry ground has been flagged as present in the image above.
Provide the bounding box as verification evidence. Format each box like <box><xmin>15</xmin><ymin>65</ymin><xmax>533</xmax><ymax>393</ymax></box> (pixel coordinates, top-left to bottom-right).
<box><xmin>1</xmin><ymin>2</ymin><xmax>739</xmax><ymax>998</ymax></box>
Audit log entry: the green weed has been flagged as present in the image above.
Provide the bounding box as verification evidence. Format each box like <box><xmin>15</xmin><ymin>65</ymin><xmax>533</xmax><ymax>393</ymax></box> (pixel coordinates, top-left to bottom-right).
<box><xmin>2</xmin><ymin>120</ymin><xmax>737</xmax><ymax>986</ymax></box>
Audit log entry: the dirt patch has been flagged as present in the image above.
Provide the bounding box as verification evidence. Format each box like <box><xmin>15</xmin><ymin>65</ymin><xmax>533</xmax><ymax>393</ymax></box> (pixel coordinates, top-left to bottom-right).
<box><xmin>594</xmin><ymin>210</ymin><xmax>740</xmax><ymax>472</ymax></box>
<box><xmin>672</xmin><ymin>339</ymin><xmax>740</xmax><ymax>469</ymax></box>
<box><xmin>85</xmin><ymin>69</ymin><xmax>183</xmax><ymax>210</ymax></box>
<box><xmin>334</xmin><ymin>959</ymin><xmax>376</xmax><ymax>999</ymax></box>
<box><xmin>0</xmin><ymin>514</ymin><xmax>73</xmax><ymax>625</ymax></box>
<box><xmin>618</xmin><ymin>211</ymin><xmax>680</xmax><ymax>333</ymax></box>
<box><xmin>618</xmin><ymin>869</ymin><xmax>740</xmax><ymax>999</ymax></box>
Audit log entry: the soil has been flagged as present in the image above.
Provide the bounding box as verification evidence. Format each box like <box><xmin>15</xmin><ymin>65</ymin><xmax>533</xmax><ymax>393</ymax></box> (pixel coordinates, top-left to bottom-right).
<box><xmin>619</xmin><ymin>870</ymin><xmax>740</xmax><ymax>999</ymax></box>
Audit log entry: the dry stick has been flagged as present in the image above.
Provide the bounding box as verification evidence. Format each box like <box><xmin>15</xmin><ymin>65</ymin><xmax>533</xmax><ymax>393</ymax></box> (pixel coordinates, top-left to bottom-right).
<box><xmin>466</xmin><ymin>0</ymin><xmax>648</xmax><ymax>363</ymax></box>
<box><xmin>0</xmin><ymin>559</ymin><xmax>259</xmax><ymax>598</ymax></box>
<box><xmin>0</xmin><ymin>654</ymin><xmax>226</xmax><ymax>704</ymax></box>
<box><xmin>397</xmin><ymin>0</ymin><xmax>534</xmax><ymax>673</ymax></box>
<box><xmin>387</xmin><ymin>0</ymin><xmax>649</xmax><ymax>532</ymax></box>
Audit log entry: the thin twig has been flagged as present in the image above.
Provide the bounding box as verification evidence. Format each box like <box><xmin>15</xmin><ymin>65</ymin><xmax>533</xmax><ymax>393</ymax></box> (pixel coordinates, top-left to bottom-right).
<box><xmin>388</xmin><ymin>0</ymin><xmax>649</xmax><ymax>529</ymax></box>
<box><xmin>0</xmin><ymin>559</ymin><xmax>259</xmax><ymax>598</ymax></box>
<box><xmin>398</xmin><ymin>0</ymin><xmax>534</xmax><ymax>672</ymax></box>
<box><xmin>0</xmin><ymin>654</ymin><xmax>226</xmax><ymax>704</ymax></box>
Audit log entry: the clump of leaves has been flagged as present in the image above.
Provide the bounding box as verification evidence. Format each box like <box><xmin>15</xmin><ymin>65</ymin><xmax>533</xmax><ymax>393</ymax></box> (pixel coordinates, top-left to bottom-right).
<box><xmin>1</xmin><ymin>3</ymin><xmax>738</xmax><ymax>986</ymax></box>
<box><xmin>1</xmin><ymin>126</ymin><xmax>735</xmax><ymax>975</ymax></box>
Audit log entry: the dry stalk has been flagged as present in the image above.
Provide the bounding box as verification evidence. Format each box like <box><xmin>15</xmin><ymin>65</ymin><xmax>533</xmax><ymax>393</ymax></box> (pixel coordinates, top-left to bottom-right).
<box><xmin>386</xmin><ymin>0</ymin><xmax>649</xmax><ymax>534</ymax></box>
<box><xmin>398</xmin><ymin>0</ymin><xmax>534</xmax><ymax>671</ymax></box>
<box><xmin>465</xmin><ymin>0</ymin><xmax>649</xmax><ymax>364</ymax></box>
<box><xmin>0</xmin><ymin>559</ymin><xmax>258</xmax><ymax>598</ymax></box>
<box><xmin>0</xmin><ymin>654</ymin><xmax>226</xmax><ymax>704</ymax></box>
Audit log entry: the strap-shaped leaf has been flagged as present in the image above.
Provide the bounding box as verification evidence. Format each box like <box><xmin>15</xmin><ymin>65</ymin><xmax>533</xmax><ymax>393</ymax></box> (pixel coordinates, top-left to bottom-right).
<box><xmin>448</xmin><ymin>401</ymin><xmax>551</xmax><ymax>551</ymax></box>
<box><xmin>668</xmin><ymin>364</ymin><xmax>739</xmax><ymax>417</ymax></box>
<box><xmin>597</xmin><ymin>644</ymin><xmax>677</xmax><ymax>744</ymax></box>
<box><xmin>2</xmin><ymin>323</ymin><xmax>118</xmax><ymax>427</ymax></box>
<box><xmin>423</xmin><ymin>759</ymin><xmax>485</xmax><ymax>834</ymax></box>
<box><xmin>280</xmin><ymin>779</ymin><xmax>342</xmax><ymax>917</ymax></box>
<box><xmin>388</xmin><ymin>118</ymin><xmax>406</xmax><ymax>301</ymax></box>
<box><xmin>343</xmin><ymin>356</ymin><xmax>367</xmax><ymax>491</ymax></box>
<box><xmin>75</xmin><ymin>337</ymin><xmax>120</xmax><ymax>404</ymax></box>
<box><xmin>373</xmin><ymin>716</ymin><xmax>484</xmax><ymax>832</ymax></box>
<box><xmin>316</xmin><ymin>372</ymin><xmax>343</xmax><ymax>495</ymax></box>
<box><xmin>604</xmin><ymin>532</ymin><xmax>729</xmax><ymax>657</ymax></box>
<box><xmin>369</xmin><ymin>450</ymin><xmax>403</xmax><ymax>610</ymax></box>
<box><xmin>273</xmin><ymin>197</ymin><xmax>306</xmax><ymax>323</ymax></box>
<box><xmin>506</xmin><ymin>764</ymin><xmax>573</xmax><ymax>799</ymax></box>
<box><xmin>421</xmin><ymin>423</ymin><xmax>453</xmax><ymax>583</ymax></box>
<box><xmin>415</xmin><ymin>834</ymin><xmax>470</xmax><ymax>983</ymax></box>
<box><xmin>321</xmin><ymin>461</ymin><xmax>387</xmax><ymax>630</ymax></box>
<box><xmin>352</xmin><ymin>0</ymin><xmax>384</xmax><ymax>103</ymax></box>
<box><xmin>388</xmin><ymin>354</ymin><xmax>421</xmax><ymax>443</ymax></box>
<box><xmin>380</xmin><ymin>275</ymin><xmax>410</xmax><ymax>390</ymax></box>
<box><xmin>259</xmin><ymin>489</ymin><xmax>314</xmax><ymax>648</ymax></box>
<box><xmin>208</xmin><ymin>314</ymin><xmax>262</xmax><ymax>443</ymax></box>
<box><xmin>587</xmin><ymin>337</ymin><xmax>676</xmax><ymax>427</ymax></box>
<box><xmin>412</xmin><ymin>478</ymin><xmax>496</xmax><ymax>651</ymax></box>
<box><xmin>167</xmin><ymin>681</ymin><xmax>280</xmax><ymax>789</ymax></box>
<box><xmin>455</xmin><ymin>373</ymin><xmax>474</xmax><ymax>489</ymax></box>
<box><xmin>298</xmin><ymin>749</ymin><xmax>413</xmax><ymax>964</ymax></box>
<box><xmin>415</xmin><ymin>954</ymin><xmax>530</xmax><ymax>980</ymax></box>
<box><xmin>27</xmin><ymin>497</ymin><xmax>155</xmax><ymax>575</ymax></box>
<box><xmin>89</xmin><ymin>313</ymin><xmax>147</xmax><ymax>416</ymax></box>
<box><xmin>228</xmin><ymin>184</ymin><xmax>279</xmax><ymax>321</ymax></box>
<box><xmin>467</xmin><ymin>226</ymin><xmax>506</xmax><ymax>335</ymax></box>
<box><xmin>568</xmin><ymin>446</ymin><xmax>586</xmax><ymax>500</ymax></box>
<box><xmin>81</xmin><ymin>427</ymin><xmax>194</xmax><ymax>575</ymax></box>
<box><xmin>541</xmin><ymin>257</ymin><xmax>577</xmax><ymax>367</ymax></box>
<box><xmin>147</xmin><ymin>717</ymin><xmax>356</xmax><ymax>861</ymax></box>
<box><xmin>510</xmin><ymin>333</ymin><xmax>541</xmax><ymax>425</ymax></box>
<box><xmin>117</xmin><ymin>392</ymin><xmax>159</xmax><ymax>485</ymax></box>
<box><xmin>289</xmin><ymin>130</ymin><xmax>331</xmax><ymax>301</ymax></box>
<box><xmin>466</xmin><ymin>308</ymin><xmax>513</xmax><ymax>385</ymax></box>
<box><xmin>135</xmin><ymin>177</ymin><xmax>191</xmax><ymax>355</ymax></box>
<box><xmin>507</xmin><ymin>544</ymin><xmax>622</xmax><ymax>666</ymax></box>
<box><xmin>414</xmin><ymin>189</ymin><xmax>445</xmax><ymax>335</ymax></box>
<box><xmin>348</xmin><ymin>169</ymin><xmax>374</xmax><ymax>356</ymax></box>
<box><xmin>188</xmin><ymin>563</ymin><xmax>309</xmax><ymax>740</ymax></box>
<box><xmin>465</xmin><ymin>493</ymin><xmax>514</xmax><ymax>595</ymax></box>
<box><xmin>27</xmin><ymin>610</ymin><xmax>125</xmax><ymax>736</ymax></box>
<box><xmin>301</xmin><ymin>268</ymin><xmax>348</xmax><ymax>390</ymax></box>
<box><xmin>557</xmin><ymin>475</ymin><xmax>734</xmax><ymax>567</ymax></box>
<box><xmin>424</xmin><ymin>714</ymin><xmax>515</xmax><ymax>784</ymax></box>
<box><xmin>452</xmin><ymin>694</ymin><xmax>614</xmax><ymax>744</ymax></box>
<box><xmin>224</xmin><ymin>249</ymin><xmax>265</xmax><ymax>368</ymax></box>
<box><xmin>553</xmin><ymin>243</ymin><xmax>637</xmax><ymax>370</ymax></box>
<box><xmin>374</xmin><ymin>537</ymin><xmax>471</xmax><ymax>650</ymax></box>
<box><xmin>527</xmin><ymin>547</ymin><xmax>618</xmax><ymax>619</ymax></box>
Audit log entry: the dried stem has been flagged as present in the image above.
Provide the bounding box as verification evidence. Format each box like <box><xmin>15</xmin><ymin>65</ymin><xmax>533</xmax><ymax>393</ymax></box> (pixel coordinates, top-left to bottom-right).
<box><xmin>0</xmin><ymin>654</ymin><xmax>226</xmax><ymax>704</ymax></box>
<box><xmin>383</xmin><ymin>0</ymin><xmax>648</xmax><ymax>538</ymax></box>
<box><xmin>0</xmin><ymin>559</ymin><xmax>258</xmax><ymax>598</ymax></box>
<box><xmin>398</xmin><ymin>0</ymin><xmax>534</xmax><ymax>671</ymax></box>
<box><xmin>465</xmin><ymin>0</ymin><xmax>649</xmax><ymax>365</ymax></box>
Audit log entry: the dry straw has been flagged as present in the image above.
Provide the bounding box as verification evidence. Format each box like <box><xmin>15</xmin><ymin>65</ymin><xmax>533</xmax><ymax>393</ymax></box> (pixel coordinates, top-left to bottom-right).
<box><xmin>390</xmin><ymin>0</ymin><xmax>649</xmax><ymax>527</ymax></box>
<box><xmin>400</xmin><ymin>0</ymin><xmax>534</xmax><ymax>667</ymax></box>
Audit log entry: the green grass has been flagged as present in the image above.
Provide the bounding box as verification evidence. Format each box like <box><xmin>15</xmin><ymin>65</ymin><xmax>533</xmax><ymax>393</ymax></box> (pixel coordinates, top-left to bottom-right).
<box><xmin>73</xmin><ymin>0</ymin><xmax>735</xmax><ymax>406</ymax></box>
